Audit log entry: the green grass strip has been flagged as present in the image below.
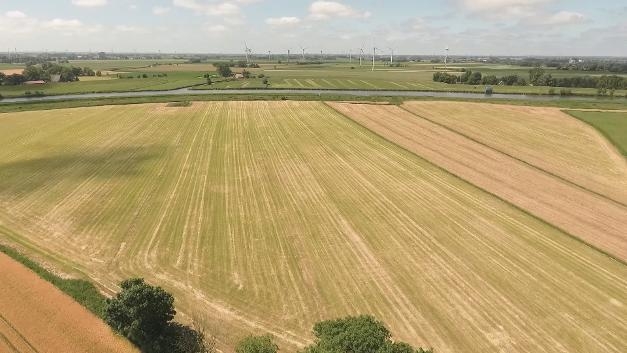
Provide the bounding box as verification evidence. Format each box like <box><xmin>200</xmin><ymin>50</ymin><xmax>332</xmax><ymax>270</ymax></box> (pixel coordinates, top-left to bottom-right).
<box><xmin>566</xmin><ymin>111</ymin><xmax>627</xmax><ymax>156</ymax></box>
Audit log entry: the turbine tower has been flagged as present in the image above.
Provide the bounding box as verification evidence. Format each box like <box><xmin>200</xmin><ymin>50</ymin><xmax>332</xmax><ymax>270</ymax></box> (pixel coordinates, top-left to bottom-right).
<box><xmin>388</xmin><ymin>47</ymin><xmax>394</xmax><ymax>65</ymax></box>
<box><xmin>287</xmin><ymin>49</ymin><xmax>290</xmax><ymax>64</ymax></box>
<box><xmin>444</xmin><ymin>46</ymin><xmax>449</xmax><ymax>69</ymax></box>
<box><xmin>359</xmin><ymin>47</ymin><xmax>364</xmax><ymax>66</ymax></box>
<box><xmin>372</xmin><ymin>47</ymin><xmax>377</xmax><ymax>71</ymax></box>
<box><xmin>300</xmin><ymin>46</ymin><xmax>306</xmax><ymax>61</ymax></box>
<box><xmin>349</xmin><ymin>49</ymin><xmax>352</xmax><ymax>63</ymax></box>
<box><xmin>268</xmin><ymin>50</ymin><xmax>271</xmax><ymax>61</ymax></box>
<box><xmin>244</xmin><ymin>42</ymin><xmax>252</xmax><ymax>65</ymax></box>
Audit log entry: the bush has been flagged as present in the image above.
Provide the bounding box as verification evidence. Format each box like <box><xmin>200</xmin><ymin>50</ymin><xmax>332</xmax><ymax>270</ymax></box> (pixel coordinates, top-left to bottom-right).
<box><xmin>484</xmin><ymin>86</ymin><xmax>493</xmax><ymax>95</ymax></box>
<box><xmin>548</xmin><ymin>88</ymin><xmax>556</xmax><ymax>95</ymax></box>
<box><xmin>559</xmin><ymin>88</ymin><xmax>572</xmax><ymax>96</ymax></box>
<box><xmin>258</xmin><ymin>74</ymin><xmax>265</xmax><ymax>78</ymax></box>
<box><xmin>236</xmin><ymin>335</ymin><xmax>278</xmax><ymax>353</ymax></box>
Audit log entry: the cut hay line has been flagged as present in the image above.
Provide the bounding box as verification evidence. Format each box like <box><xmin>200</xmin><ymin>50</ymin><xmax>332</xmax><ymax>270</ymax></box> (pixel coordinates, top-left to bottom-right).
<box><xmin>328</xmin><ymin>102</ymin><xmax>627</xmax><ymax>262</ymax></box>
<box><xmin>0</xmin><ymin>102</ymin><xmax>626</xmax><ymax>353</ymax></box>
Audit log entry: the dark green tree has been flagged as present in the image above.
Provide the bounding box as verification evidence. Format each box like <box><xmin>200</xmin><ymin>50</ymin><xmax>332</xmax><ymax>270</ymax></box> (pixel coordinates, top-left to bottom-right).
<box><xmin>468</xmin><ymin>71</ymin><xmax>482</xmax><ymax>85</ymax></box>
<box><xmin>104</xmin><ymin>278</ymin><xmax>176</xmax><ymax>352</ymax></box>
<box><xmin>216</xmin><ymin>63</ymin><xmax>233</xmax><ymax>77</ymax></box>
<box><xmin>236</xmin><ymin>335</ymin><xmax>278</xmax><ymax>353</ymax></box>
<box><xmin>529</xmin><ymin>66</ymin><xmax>545</xmax><ymax>85</ymax></box>
<box><xmin>302</xmin><ymin>315</ymin><xmax>432</xmax><ymax>353</ymax></box>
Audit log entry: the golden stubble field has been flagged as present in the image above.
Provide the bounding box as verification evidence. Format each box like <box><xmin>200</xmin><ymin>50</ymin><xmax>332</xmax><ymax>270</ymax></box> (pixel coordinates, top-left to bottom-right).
<box><xmin>0</xmin><ymin>101</ymin><xmax>626</xmax><ymax>353</ymax></box>
<box><xmin>0</xmin><ymin>252</ymin><xmax>138</xmax><ymax>353</ymax></box>
<box><xmin>329</xmin><ymin>102</ymin><xmax>627</xmax><ymax>261</ymax></box>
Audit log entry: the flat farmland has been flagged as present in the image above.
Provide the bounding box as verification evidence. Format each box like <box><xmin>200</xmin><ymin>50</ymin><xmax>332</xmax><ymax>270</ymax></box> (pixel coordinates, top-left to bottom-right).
<box><xmin>401</xmin><ymin>101</ymin><xmax>627</xmax><ymax>204</ymax></box>
<box><xmin>329</xmin><ymin>102</ymin><xmax>627</xmax><ymax>261</ymax></box>
<box><xmin>0</xmin><ymin>251</ymin><xmax>137</xmax><ymax>353</ymax></box>
<box><xmin>0</xmin><ymin>102</ymin><xmax>626</xmax><ymax>352</ymax></box>
<box><xmin>0</xmin><ymin>71</ymin><xmax>205</xmax><ymax>98</ymax></box>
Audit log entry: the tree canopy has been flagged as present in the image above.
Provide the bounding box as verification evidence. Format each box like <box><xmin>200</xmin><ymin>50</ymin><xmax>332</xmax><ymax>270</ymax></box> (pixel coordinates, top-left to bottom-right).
<box><xmin>104</xmin><ymin>278</ymin><xmax>211</xmax><ymax>353</ymax></box>
<box><xmin>301</xmin><ymin>315</ymin><xmax>432</xmax><ymax>353</ymax></box>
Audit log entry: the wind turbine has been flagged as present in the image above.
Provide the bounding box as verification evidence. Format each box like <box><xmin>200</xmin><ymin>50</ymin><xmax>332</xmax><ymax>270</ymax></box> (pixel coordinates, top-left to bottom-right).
<box><xmin>244</xmin><ymin>42</ymin><xmax>252</xmax><ymax>65</ymax></box>
<box><xmin>444</xmin><ymin>46</ymin><xmax>449</xmax><ymax>69</ymax></box>
<box><xmin>388</xmin><ymin>47</ymin><xmax>394</xmax><ymax>65</ymax></box>
<box><xmin>372</xmin><ymin>47</ymin><xmax>378</xmax><ymax>71</ymax></box>
<box><xmin>359</xmin><ymin>47</ymin><xmax>364</xmax><ymax>66</ymax></box>
<box><xmin>320</xmin><ymin>49</ymin><xmax>323</xmax><ymax>62</ymax></box>
<box><xmin>287</xmin><ymin>49</ymin><xmax>290</xmax><ymax>64</ymax></box>
<box><xmin>268</xmin><ymin>50</ymin><xmax>271</xmax><ymax>61</ymax></box>
<box><xmin>300</xmin><ymin>46</ymin><xmax>306</xmax><ymax>61</ymax></box>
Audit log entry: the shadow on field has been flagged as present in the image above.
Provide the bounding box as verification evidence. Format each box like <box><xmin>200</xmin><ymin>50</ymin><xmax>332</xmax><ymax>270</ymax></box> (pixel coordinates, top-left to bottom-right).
<box><xmin>0</xmin><ymin>145</ymin><xmax>167</xmax><ymax>196</ymax></box>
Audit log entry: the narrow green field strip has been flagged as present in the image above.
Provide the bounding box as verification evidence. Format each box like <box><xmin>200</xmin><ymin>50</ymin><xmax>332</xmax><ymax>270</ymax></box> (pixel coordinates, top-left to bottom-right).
<box><xmin>567</xmin><ymin>111</ymin><xmax>627</xmax><ymax>156</ymax></box>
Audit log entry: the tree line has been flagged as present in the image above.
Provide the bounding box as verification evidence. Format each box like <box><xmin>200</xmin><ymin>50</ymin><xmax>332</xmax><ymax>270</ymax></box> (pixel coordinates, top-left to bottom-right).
<box><xmin>105</xmin><ymin>278</ymin><xmax>433</xmax><ymax>353</ymax></box>
<box><xmin>433</xmin><ymin>67</ymin><xmax>627</xmax><ymax>95</ymax></box>
<box><xmin>0</xmin><ymin>63</ymin><xmax>99</xmax><ymax>86</ymax></box>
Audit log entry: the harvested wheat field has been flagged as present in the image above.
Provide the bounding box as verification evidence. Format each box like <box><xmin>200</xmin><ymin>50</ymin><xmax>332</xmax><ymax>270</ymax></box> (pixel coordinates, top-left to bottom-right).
<box><xmin>328</xmin><ymin>102</ymin><xmax>627</xmax><ymax>261</ymax></box>
<box><xmin>0</xmin><ymin>102</ymin><xmax>626</xmax><ymax>353</ymax></box>
<box><xmin>0</xmin><ymin>252</ymin><xmax>137</xmax><ymax>353</ymax></box>
<box><xmin>401</xmin><ymin>101</ymin><xmax>627</xmax><ymax>204</ymax></box>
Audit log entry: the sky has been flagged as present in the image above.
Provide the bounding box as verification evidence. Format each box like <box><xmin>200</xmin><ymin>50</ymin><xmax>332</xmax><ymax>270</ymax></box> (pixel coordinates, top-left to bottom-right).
<box><xmin>1</xmin><ymin>0</ymin><xmax>626</xmax><ymax>56</ymax></box>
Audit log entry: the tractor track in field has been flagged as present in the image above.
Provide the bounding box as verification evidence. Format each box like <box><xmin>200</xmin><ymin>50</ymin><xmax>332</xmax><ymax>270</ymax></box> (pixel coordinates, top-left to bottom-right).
<box><xmin>0</xmin><ymin>102</ymin><xmax>626</xmax><ymax>353</ymax></box>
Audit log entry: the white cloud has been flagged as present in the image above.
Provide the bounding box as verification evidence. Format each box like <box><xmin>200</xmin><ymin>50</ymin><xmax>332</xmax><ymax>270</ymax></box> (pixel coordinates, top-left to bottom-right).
<box><xmin>42</xmin><ymin>18</ymin><xmax>83</xmax><ymax>30</ymax></box>
<box><xmin>266</xmin><ymin>16</ymin><xmax>301</xmax><ymax>26</ymax></box>
<box><xmin>71</xmin><ymin>0</ymin><xmax>108</xmax><ymax>7</ymax></box>
<box><xmin>544</xmin><ymin>11</ymin><xmax>585</xmax><ymax>25</ymax></box>
<box><xmin>206</xmin><ymin>24</ymin><xmax>228</xmax><ymax>33</ymax></box>
<box><xmin>457</xmin><ymin>0</ymin><xmax>553</xmax><ymax>19</ymax></box>
<box><xmin>173</xmin><ymin>0</ymin><xmax>240</xmax><ymax>16</ymax></box>
<box><xmin>5</xmin><ymin>10</ymin><xmax>27</xmax><ymax>18</ymax></box>
<box><xmin>308</xmin><ymin>1</ymin><xmax>371</xmax><ymax>20</ymax></box>
<box><xmin>458</xmin><ymin>0</ymin><xmax>551</xmax><ymax>11</ymax></box>
<box><xmin>153</xmin><ymin>6</ymin><xmax>171</xmax><ymax>15</ymax></box>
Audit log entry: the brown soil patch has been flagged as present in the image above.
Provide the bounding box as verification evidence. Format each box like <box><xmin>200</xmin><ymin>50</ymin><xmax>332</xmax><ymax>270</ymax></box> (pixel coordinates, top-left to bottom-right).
<box><xmin>0</xmin><ymin>252</ymin><xmax>138</xmax><ymax>353</ymax></box>
<box><xmin>328</xmin><ymin>102</ymin><xmax>627</xmax><ymax>261</ymax></box>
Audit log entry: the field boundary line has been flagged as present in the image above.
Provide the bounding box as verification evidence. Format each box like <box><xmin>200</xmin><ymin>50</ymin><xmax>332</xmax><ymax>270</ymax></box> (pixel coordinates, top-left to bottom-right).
<box><xmin>324</xmin><ymin>101</ymin><xmax>627</xmax><ymax>266</ymax></box>
<box><xmin>564</xmin><ymin>110</ymin><xmax>627</xmax><ymax>158</ymax></box>
<box><xmin>397</xmin><ymin>105</ymin><xmax>627</xmax><ymax>209</ymax></box>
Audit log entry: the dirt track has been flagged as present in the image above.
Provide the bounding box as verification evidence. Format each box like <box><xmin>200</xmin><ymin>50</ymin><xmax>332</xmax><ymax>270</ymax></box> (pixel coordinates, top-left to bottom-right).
<box><xmin>328</xmin><ymin>102</ymin><xmax>627</xmax><ymax>261</ymax></box>
<box><xmin>0</xmin><ymin>252</ymin><xmax>137</xmax><ymax>353</ymax></box>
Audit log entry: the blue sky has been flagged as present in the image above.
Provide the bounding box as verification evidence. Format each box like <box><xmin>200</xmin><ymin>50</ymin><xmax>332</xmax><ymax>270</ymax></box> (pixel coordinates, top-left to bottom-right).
<box><xmin>1</xmin><ymin>0</ymin><xmax>626</xmax><ymax>56</ymax></box>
